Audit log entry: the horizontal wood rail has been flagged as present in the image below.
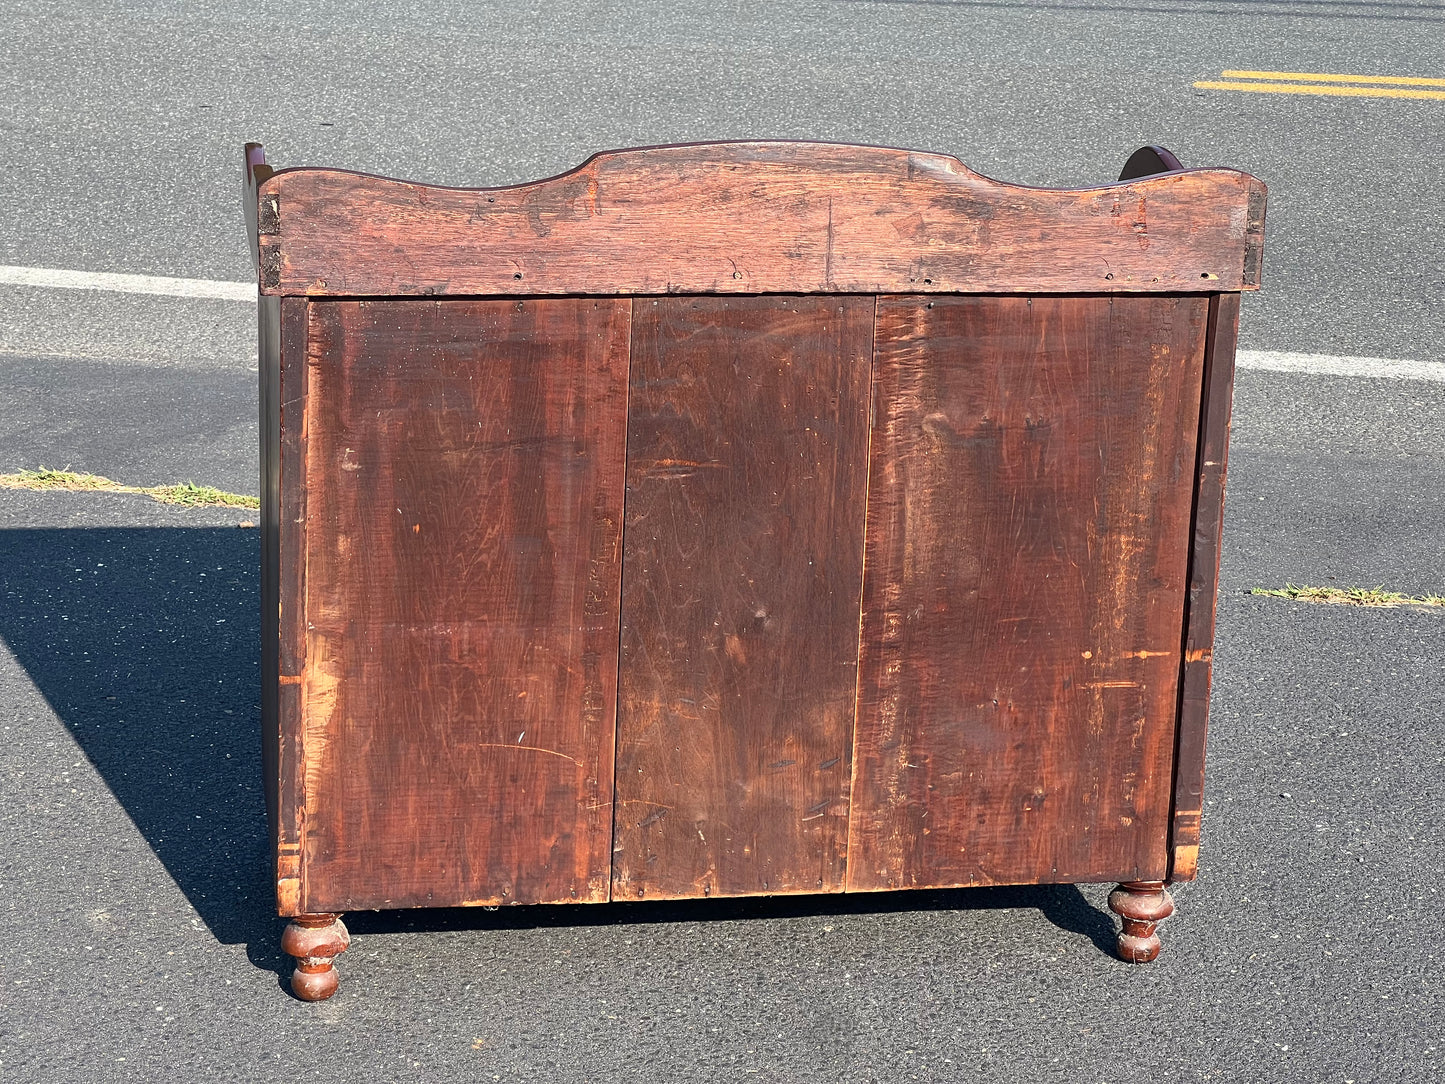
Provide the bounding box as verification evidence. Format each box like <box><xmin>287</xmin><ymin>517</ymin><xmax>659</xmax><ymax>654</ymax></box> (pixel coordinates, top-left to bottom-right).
<box><xmin>243</xmin><ymin>140</ymin><xmax>1266</xmax><ymax>298</ymax></box>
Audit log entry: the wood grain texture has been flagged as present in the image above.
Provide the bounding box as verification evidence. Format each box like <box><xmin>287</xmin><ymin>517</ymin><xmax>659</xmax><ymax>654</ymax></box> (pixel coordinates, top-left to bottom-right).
<box><xmin>613</xmin><ymin>295</ymin><xmax>874</xmax><ymax>899</ymax></box>
<box><xmin>259</xmin><ymin>293</ymin><xmax>280</xmax><ymax>841</ymax></box>
<box><xmin>847</xmin><ymin>295</ymin><xmax>1209</xmax><ymax>892</ymax></box>
<box><xmin>298</xmin><ymin>298</ymin><xmax>630</xmax><ymax>912</ymax></box>
<box><xmin>256</xmin><ymin>141</ymin><xmax>1266</xmax><ymax>298</ymax></box>
<box><xmin>1168</xmin><ymin>292</ymin><xmax>1240</xmax><ymax>882</ymax></box>
<box><xmin>273</xmin><ymin>295</ymin><xmax>308</xmax><ymax>915</ymax></box>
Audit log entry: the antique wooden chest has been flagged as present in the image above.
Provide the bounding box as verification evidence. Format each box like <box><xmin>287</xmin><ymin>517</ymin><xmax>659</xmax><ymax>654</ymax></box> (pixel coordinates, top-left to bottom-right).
<box><xmin>246</xmin><ymin>140</ymin><xmax>1265</xmax><ymax>999</ymax></box>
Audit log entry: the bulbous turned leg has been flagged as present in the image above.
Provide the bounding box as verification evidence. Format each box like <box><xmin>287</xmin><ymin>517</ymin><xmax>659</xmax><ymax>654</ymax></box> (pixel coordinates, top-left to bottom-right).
<box><xmin>1107</xmin><ymin>881</ymin><xmax>1175</xmax><ymax>963</ymax></box>
<box><xmin>281</xmin><ymin>913</ymin><xmax>350</xmax><ymax>1000</ymax></box>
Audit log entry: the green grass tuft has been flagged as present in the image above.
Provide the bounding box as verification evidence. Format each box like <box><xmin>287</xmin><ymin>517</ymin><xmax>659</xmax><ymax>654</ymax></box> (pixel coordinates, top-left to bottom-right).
<box><xmin>1</xmin><ymin>466</ymin><xmax>259</xmax><ymax>510</ymax></box>
<box><xmin>1250</xmin><ymin>583</ymin><xmax>1445</xmax><ymax>608</ymax></box>
<box><xmin>146</xmin><ymin>482</ymin><xmax>260</xmax><ymax>509</ymax></box>
<box><xmin>0</xmin><ymin>467</ymin><xmax>122</xmax><ymax>491</ymax></box>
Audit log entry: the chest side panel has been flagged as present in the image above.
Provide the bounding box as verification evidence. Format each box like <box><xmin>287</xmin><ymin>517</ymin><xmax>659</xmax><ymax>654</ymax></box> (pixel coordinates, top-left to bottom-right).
<box><xmin>848</xmin><ymin>294</ymin><xmax>1208</xmax><ymax>891</ymax></box>
<box><xmin>299</xmin><ymin>298</ymin><xmax>629</xmax><ymax>911</ymax></box>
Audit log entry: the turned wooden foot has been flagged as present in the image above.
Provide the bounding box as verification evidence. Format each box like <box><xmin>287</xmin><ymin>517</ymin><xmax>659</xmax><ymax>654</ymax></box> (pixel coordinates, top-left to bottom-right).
<box><xmin>1107</xmin><ymin>881</ymin><xmax>1175</xmax><ymax>963</ymax></box>
<box><xmin>281</xmin><ymin>913</ymin><xmax>350</xmax><ymax>1000</ymax></box>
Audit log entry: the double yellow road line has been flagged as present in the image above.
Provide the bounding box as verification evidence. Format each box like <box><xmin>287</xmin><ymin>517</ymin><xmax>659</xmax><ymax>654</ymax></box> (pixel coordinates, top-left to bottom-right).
<box><xmin>1196</xmin><ymin>70</ymin><xmax>1445</xmax><ymax>101</ymax></box>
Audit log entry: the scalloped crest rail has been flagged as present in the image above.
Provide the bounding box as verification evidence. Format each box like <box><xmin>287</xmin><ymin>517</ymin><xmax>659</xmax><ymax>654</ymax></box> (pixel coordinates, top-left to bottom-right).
<box><xmin>248</xmin><ymin>140</ymin><xmax>1265</xmax><ymax>1000</ymax></box>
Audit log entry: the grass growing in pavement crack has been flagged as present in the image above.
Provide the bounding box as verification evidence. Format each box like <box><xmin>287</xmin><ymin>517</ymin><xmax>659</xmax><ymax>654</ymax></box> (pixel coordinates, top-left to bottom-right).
<box><xmin>0</xmin><ymin>467</ymin><xmax>260</xmax><ymax>510</ymax></box>
<box><xmin>146</xmin><ymin>482</ymin><xmax>258</xmax><ymax>508</ymax></box>
<box><xmin>1251</xmin><ymin>584</ymin><xmax>1445</xmax><ymax>608</ymax></box>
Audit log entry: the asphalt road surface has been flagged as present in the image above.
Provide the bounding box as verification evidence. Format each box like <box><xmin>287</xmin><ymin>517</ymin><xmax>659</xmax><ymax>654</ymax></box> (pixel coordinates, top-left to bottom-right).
<box><xmin>1</xmin><ymin>2</ymin><xmax>1442</xmax><ymax>1081</ymax></box>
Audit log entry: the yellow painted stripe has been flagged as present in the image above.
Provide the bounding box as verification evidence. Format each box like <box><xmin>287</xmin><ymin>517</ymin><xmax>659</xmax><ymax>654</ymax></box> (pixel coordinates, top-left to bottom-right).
<box><xmin>1222</xmin><ymin>69</ymin><xmax>1445</xmax><ymax>89</ymax></box>
<box><xmin>1195</xmin><ymin>80</ymin><xmax>1445</xmax><ymax>101</ymax></box>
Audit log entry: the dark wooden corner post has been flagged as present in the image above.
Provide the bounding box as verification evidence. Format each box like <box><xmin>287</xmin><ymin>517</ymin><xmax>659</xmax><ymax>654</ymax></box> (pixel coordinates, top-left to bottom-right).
<box><xmin>1099</xmin><ymin>145</ymin><xmax>1258</xmax><ymax>967</ymax></box>
<box><xmin>1103</xmin><ymin>145</ymin><xmax>1192</xmax><ymax>969</ymax></box>
<box><xmin>249</xmin><ymin>143</ymin><xmax>353</xmax><ymax>1002</ymax></box>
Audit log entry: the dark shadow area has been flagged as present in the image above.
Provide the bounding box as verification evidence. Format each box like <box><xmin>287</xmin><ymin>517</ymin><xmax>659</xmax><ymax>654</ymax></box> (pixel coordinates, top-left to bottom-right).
<box><xmin>0</xmin><ymin>527</ymin><xmax>272</xmax><ymax>951</ymax></box>
<box><xmin>837</xmin><ymin>0</ymin><xmax>1445</xmax><ymax>22</ymax></box>
<box><xmin>0</xmin><ymin>525</ymin><xmax>1118</xmax><ymax>982</ymax></box>
<box><xmin>344</xmin><ymin>881</ymin><xmax>1119</xmax><ymax>957</ymax></box>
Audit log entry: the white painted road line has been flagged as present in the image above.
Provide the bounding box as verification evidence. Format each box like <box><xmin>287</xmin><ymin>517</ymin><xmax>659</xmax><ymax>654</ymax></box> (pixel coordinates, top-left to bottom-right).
<box><xmin>0</xmin><ymin>264</ymin><xmax>254</xmax><ymax>302</ymax></box>
<box><xmin>2</xmin><ymin>265</ymin><xmax>1443</xmax><ymax>383</ymax></box>
<box><xmin>1236</xmin><ymin>350</ymin><xmax>1445</xmax><ymax>383</ymax></box>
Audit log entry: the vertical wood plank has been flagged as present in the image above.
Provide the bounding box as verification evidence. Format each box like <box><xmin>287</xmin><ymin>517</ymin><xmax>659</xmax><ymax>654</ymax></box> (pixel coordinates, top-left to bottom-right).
<box><xmin>613</xmin><ymin>295</ymin><xmax>874</xmax><ymax>899</ymax></box>
<box><xmin>273</xmin><ymin>295</ymin><xmax>308</xmax><ymax>915</ymax></box>
<box><xmin>299</xmin><ymin>298</ymin><xmax>630</xmax><ymax>911</ymax></box>
<box><xmin>259</xmin><ymin>293</ymin><xmax>280</xmax><ymax>850</ymax></box>
<box><xmin>848</xmin><ymin>295</ymin><xmax>1208</xmax><ymax>891</ymax></box>
<box><xmin>1169</xmin><ymin>292</ymin><xmax>1240</xmax><ymax>881</ymax></box>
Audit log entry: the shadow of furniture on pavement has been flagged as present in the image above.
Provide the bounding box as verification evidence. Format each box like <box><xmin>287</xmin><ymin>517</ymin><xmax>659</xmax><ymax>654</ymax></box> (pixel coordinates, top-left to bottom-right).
<box><xmin>0</xmin><ymin>524</ymin><xmax>1119</xmax><ymax>978</ymax></box>
<box><xmin>0</xmin><ymin>526</ymin><xmax>273</xmax><ymax>957</ymax></box>
<box><xmin>344</xmin><ymin>880</ymin><xmax>1119</xmax><ymax>957</ymax></box>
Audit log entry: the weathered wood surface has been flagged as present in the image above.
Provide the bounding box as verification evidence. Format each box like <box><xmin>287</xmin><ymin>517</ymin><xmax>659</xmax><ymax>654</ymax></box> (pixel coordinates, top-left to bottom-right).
<box><xmin>1108</xmin><ymin>880</ymin><xmax>1175</xmax><ymax>963</ymax></box>
<box><xmin>272</xmin><ymin>295</ymin><xmax>308</xmax><ymax>914</ymax></box>
<box><xmin>1168</xmin><ymin>291</ymin><xmax>1240</xmax><ymax>882</ymax></box>
<box><xmin>244</xmin><ymin>141</ymin><xmax>275</xmax><ymax>268</ymax></box>
<box><xmin>613</xmin><ymin>295</ymin><xmax>873</xmax><ymax>899</ymax></box>
<box><xmin>255</xmin><ymin>141</ymin><xmax>1267</xmax><ymax>298</ymax></box>
<box><xmin>258</xmin><ymin>294</ymin><xmax>280</xmax><ymax>846</ymax></box>
<box><xmin>847</xmin><ymin>295</ymin><xmax>1209</xmax><ymax>892</ymax></box>
<box><xmin>297</xmin><ymin>298</ymin><xmax>630</xmax><ymax>912</ymax></box>
<box><xmin>249</xmin><ymin>139</ymin><xmax>1265</xmax><ymax>942</ymax></box>
<box><xmin>282</xmin><ymin>914</ymin><xmax>350</xmax><ymax>1001</ymax></box>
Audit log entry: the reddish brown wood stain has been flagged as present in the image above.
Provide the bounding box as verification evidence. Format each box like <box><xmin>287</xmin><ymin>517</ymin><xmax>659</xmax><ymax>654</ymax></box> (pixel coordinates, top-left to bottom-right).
<box><xmin>258</xmin><ymin>142</ymin><xmax>1265</xmax><ymax>298</ymax></box>
<box><xmin>273</xmin><ymin>296</ymin><xmax>308</xmax><ymax>913</ymax></box>
<box><xmin>847</xmin><ymin>295</ymin><xmax>1208</xmax><ymax>891</ymax></box>
<box><xmin>298</xmin><ymin>299</ymin><xmax>630</xmax><ymax>911</ymax></box>
<box><xmin>250</xmin><ymin>142</ymin><xmax>1264</xmax><ymax>965</ymax></box>
<box><xmin>1169</xmin><ymin>292</ymin><xmax>1241</xmax><ymax>881</ymax></box>
<box><xmin>613</xmin><ymin>296</ymin><xmax>873</xmax><ymax>899</ymax></box>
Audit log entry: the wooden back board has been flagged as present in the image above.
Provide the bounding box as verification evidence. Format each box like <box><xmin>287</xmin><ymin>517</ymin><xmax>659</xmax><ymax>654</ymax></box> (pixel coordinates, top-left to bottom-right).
<box><xmin>248</xmin><ymin>141</ymin><xmax>1264</xmax><ymax>915</ymax></box>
